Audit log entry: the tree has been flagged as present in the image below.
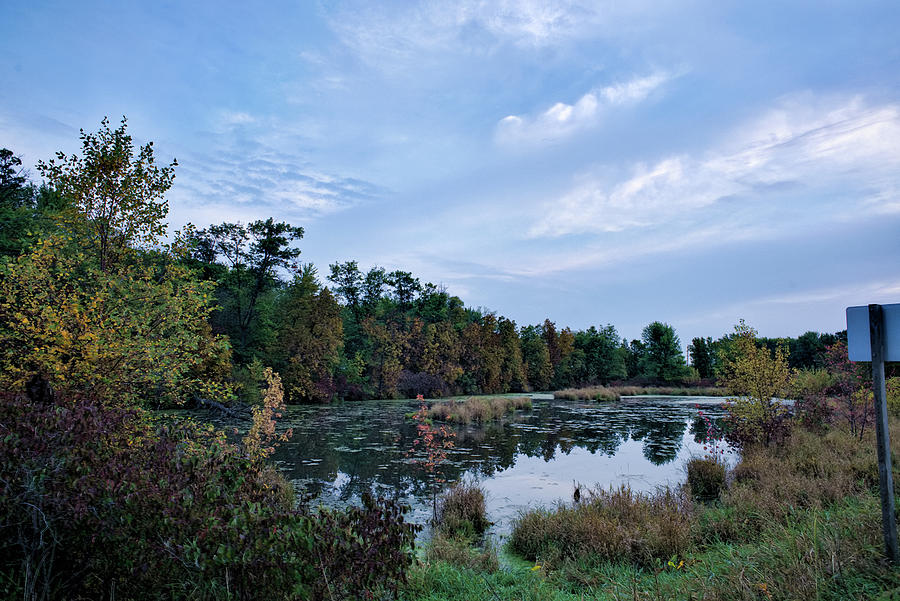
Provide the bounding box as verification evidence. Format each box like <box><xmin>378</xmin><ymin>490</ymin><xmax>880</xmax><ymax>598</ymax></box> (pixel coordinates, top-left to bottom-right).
<box><xmin>689</xmin><ymin>337</ymin><xmax>714</xmax><ymax>379</ymax></box>
<box><xmin>363</xmin><ymin>266</ymin><xmax>387</xmax><ymax>310</ymax></box>
<box><xmin>572</xmin><ymin>325</ymin><xmax>626</xmax><ymax>384</ymax></box>
<box><xmin>520</xmin><ymin>325</ymin><xmax>552</xmax><ymax>391</ymax></box>
<box><xmin>37</xmin><ymin>117</ymin><xmax>176</xmax><ymax>272</ymax></box>
<box><xmin>790</xmin><ymin>331</ymin><xmax>826</xmax><ymax>370</ymax></box>
<box><xmin>0</xmin><ymin>119</ymin><xmax>233</xmax><ymax>407</ymax></box>
<box><xmin>386</xmin><ymin>270</ymin><xmax>421</xmax><ymax>310</ymax></box>
<box><xmin>328</xmin><ymin>260</ymin><xmax>363</xmax><ymax>320</ymax></box>
<box><xmin>720</xmin><ymin>321</ymin><xmax>792</xmax><ymax>447</ymax></box>
<box><xmin>0</xmin><ymin>148</ymin><xmax>29</xmax><ymax>208</ymax></box>
<box><xmin>273</xmin><ymin>266</ymin><xmax>344</xmax><ymax>403</ymax></box>
<box><xmin>498</xmin><ymin>317</ymin><xmax>527</xmax><ymax>392</ymax></box>
<box><xmin>196</xmin><ymin>218</ymin><xmax>304</xmax><ymax>361</ymax></box>
<box><xmin>0</xmin><ymin>215</ymin><xmax>231</xmax><ymax>408</ymax></box>
<box><xmin>639</xmin><ymin>322</ymin><xmax>689</xmax><ymax>384</ymax></box>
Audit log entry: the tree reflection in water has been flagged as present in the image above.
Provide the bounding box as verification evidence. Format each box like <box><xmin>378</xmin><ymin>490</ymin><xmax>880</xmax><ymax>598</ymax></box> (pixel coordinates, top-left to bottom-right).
<box><xmin>262</xmin><ymin>397</ymin><xmax>730</xmax><ymax>533</ymax></box>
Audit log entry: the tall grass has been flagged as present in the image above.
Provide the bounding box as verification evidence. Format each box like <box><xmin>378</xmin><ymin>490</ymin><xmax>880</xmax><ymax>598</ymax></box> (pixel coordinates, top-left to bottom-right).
<box><xmin>436</xmin><ymin>481</ymin><xmax>490</xmax><ymax>538</ymax></box>
<box><xmin>554</xmin><ymin>385</ymin><xmax>729</xmax><ymax>402</ymax></box>
<box><xmin>554</xmin><ymin>386</ymin><xmax>620</xmax><ymax>401</ymax></box>
<box><xmin>508</xmin><ymin>486</ymin><xmax>693</xmax><ymax>567</ymax></box>
<box><xmin>425</xmin><ymin>396</ymin><xmax>532</xmax><ymax>424</ymax></box>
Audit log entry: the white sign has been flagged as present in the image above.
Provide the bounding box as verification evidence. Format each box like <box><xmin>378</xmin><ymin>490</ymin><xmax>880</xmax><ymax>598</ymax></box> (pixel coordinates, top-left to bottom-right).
<box><xmin>847</xmin><ymin>303</ymin><xmax>900</xmax><ymax>362</ymax></box>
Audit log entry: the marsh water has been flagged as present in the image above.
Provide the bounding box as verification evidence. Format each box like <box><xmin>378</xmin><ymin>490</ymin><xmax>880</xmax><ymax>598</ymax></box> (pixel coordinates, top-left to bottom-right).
<box><xmin>267</xmin><ymin>396</ymin><xmax>732</xmax><ymax>540</ymax></box>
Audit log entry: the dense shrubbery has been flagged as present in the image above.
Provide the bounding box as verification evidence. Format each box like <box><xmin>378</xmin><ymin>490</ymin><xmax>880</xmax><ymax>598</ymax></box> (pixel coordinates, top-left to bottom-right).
<box><xmin>0</xmin><ymin>389</ymin><xmax>419</xmax><ymax>600</ymax></box>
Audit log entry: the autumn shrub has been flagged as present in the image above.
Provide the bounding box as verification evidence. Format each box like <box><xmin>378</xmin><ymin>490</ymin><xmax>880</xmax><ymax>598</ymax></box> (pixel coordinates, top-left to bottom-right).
<box><xmin>887</xmin><ymin>376</ymin><xmax>900</xmax><ymax>417</ymax></box>
<box><xmin>823</xmin><ymin>341</ymin><xmax>874</xmax><ymax>438</ymax></box>
<box><xmin>436</xmin><ymin>481</ymin><xmax>490</xmax><ymax>538</ymax></box>
<box><xmin>719</xmin><ymin>322</ymin><xmax>793</xmax><ymax>448</ymax></box>
<box><xmin>686</xmin><ymin>457</ymin><xmax>726</xmax><ymax>502</ymax></box>
<box><xmin>792</xmin><ymin>368</ymin><xmax>834</xmax><ymax>399</ymax></box>
<box><xmin>508</xmin><ymin>486</ymin><xmax>693</xmax><ymax>567</ymax></box>
<box><xmin>0</xmin><ymin>390</ymin><xmax>419</xmax><ymax>601</ymax></box>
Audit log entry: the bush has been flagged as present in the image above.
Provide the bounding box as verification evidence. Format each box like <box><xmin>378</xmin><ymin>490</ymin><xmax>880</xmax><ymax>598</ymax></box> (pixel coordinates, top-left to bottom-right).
<box><xmin>0</xmin><ymin>390</ymin><xmax>419</xmax><ymax>601</ymax></box>
<box><xmin>436</xmin><ymin>482</ymin><xmax>490</xmax><ymax>538</ymax></box>
<box><xmin>508</xmin><ymin>486</ymin><xmax>693</xmax><ymax>567</ymax></box>
<box><xmin>686</xmin><ymin>457</ymin><xmax>726</xmax><ymax>502</ymax></box>
<box><xmin>792</xmin><ymin>368</ymin><xmax>833</xmax><ymax>400</ymax></box>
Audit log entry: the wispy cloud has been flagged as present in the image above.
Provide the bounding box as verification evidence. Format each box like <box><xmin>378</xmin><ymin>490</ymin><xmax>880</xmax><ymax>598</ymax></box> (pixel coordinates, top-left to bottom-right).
<box><xmin>168</xmin><ymin>118</ymin><xmax>384</xmax><ymax>225</ymax></box>
<box><xmin>330</xmin><ymin>1</ymin><xmax>594</xmax><ymax>58</ymax></box>
<box><xmin>495</xmin><ymin>71</ymin><xmax>673</xmax><ymax>145</ymax></box>
<box><xmin>325</xmin><ymin>0</ymin><xmax>667</xmax><ymax>72</ymax></box>
<box><xmin>529</xmin><ymin>95</ymin><xmax>900</xmax><ymax>237</ymax></box>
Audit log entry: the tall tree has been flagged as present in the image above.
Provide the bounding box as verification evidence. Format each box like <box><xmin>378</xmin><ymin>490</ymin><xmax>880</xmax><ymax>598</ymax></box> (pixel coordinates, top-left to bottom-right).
<box><xmin>197</xmin><ymin>219</ymin><xmax>303</xmax><ymax>361</ymax></box>
<box><xmin>328</xmin><ymin>260</ymin><xmax>363</xmax><ymax>321</ymax></box>
<box><xmin>273</xmin><ymin>265</ymin><xmax>344</xmax><ymax>403</ymax></box>
<box><xmin>37</xmin><ymin>117</ymin><xmax>176</xmax><ymax>272</ymax></box>
<box><xmin>639</xmin><ymin>322</ymin><xmax>689</xmax><ymax>384</ymax></box>
<box><xmin>520</xmin><ymin>325</ymin><xmax>552</xmax><ymax>391</ymax></box>
<box><xmin>0</xmin><ymin>119</ymin><xmax>231</xmax><ymax>406</ymax></box>
<box><xmin>0</xmin><ymin>148</ymin><xmax>28</xmax><ymax>208</ymax></box>
<box><xmin>689</xmin><ymin>336</ymin><xmax>714</xmax><ymax>379</ymax></box>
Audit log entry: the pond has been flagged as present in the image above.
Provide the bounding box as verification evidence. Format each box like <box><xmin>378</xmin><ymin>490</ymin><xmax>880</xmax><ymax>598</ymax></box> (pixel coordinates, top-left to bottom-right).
<box><xmin>269</xmin><ymin>396</ymin><xmax>733</xmax><ymax>540</ymax></box>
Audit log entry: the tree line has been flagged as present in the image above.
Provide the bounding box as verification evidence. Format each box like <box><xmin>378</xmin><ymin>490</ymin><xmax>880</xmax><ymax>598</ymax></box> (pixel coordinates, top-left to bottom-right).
<box><xmin>0</xmin><ymin>126</ymin><xmax>844</xmax><ymax>407</ymax></box>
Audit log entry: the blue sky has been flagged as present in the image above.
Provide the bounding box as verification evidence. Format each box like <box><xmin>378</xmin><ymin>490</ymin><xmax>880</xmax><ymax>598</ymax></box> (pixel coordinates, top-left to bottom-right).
<box><xmin>2</xmin><ymin>1</ymin><xmax>899</xmax><ymax>346</ymax></box>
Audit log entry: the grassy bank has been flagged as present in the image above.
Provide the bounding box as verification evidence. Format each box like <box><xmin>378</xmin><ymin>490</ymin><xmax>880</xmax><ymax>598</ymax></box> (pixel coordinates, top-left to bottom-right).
<box><xmin>421</xmin><ymin>396</ymin><xmax>532</xmax><ymax>423</ymax></box>
<box><xmin>402</xmin><ymin>421</ymin><xmax>900</xmax><ymax>600</ymax></box>
<box><xmin>555</xmin><ymin>385</ymin><xmax>729</xmax><ymax>402</ymax></box>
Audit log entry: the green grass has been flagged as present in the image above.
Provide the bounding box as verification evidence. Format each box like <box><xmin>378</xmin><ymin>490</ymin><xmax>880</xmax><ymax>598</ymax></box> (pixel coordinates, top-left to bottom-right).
<box><xmin>402</xmin><ymin>420</ymin><xmax>900</xmax><ymax>600</ymax></box>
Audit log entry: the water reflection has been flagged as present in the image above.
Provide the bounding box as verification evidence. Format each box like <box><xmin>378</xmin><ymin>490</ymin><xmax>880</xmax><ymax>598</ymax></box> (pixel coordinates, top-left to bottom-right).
<box><xmin>267</xmin><ymin>397</ymin><xmax>731</xmax><ymax>534</ymax></box>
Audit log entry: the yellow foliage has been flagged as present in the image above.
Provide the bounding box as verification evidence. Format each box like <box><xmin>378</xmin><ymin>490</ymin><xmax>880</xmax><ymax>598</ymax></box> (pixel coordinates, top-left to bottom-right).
<box><xmin>243</xmin><ymin>368</ymin><xmax>292</xmax><ymax>460</ymax></box>
<box><xmin>721</xmin><ymin>321</ymin><xmax>792</xmax><ymax>446</ymax></box>
<box><xmin>0</xmin><ymin>235</ymin><xmax>233</xmax><ymax>407</ymax></box>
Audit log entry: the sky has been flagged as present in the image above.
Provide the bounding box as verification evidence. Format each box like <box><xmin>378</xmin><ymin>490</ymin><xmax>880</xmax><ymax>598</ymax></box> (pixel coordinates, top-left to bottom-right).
<box><xmin>2</xmin><ymin>1</ymin><xmax>899</xmax><ymax>347</ymax></box>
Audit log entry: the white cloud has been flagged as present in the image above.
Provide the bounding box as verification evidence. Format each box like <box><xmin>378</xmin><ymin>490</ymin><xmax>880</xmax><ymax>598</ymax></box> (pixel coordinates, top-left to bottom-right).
<box><xmin>600</xmin><ymin>71</ymin><xmax>671</xmax><ymax>105</ymax></box>
<box><xmin>495</xmin><ymin>71</ymin><xmax>671</xmax><ymax>145</ymax></box>
<box><xmin>529</xmin><ymin>95</ymin><xmax>900</xmax><ymax>238</ymax></box>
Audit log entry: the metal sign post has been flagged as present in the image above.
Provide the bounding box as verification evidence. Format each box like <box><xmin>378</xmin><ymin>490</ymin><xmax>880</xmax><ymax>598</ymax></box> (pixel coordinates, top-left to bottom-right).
<box><xmin>847</xmin><ymin>303</ymin><xmax>900</xmax><ymax>564</ymax></box>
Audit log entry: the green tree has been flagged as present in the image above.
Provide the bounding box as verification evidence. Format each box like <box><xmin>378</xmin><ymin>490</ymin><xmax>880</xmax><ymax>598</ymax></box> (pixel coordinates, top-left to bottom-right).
<box><xmin>37</xmin><ymin>117</ymin><xmax>176</xmax><ymax>272</ymax></box>
<box><xmin>272</xmin><ymin>266</ymin><xmax>343</xmax><ymax>403</ymax></box>
<box><xmin>498</xmin><ymin>317</ymin><xmax>527</xmax><ymax>392</ymax></box>
<box><xmin>689</xmin><ymin>336</ymin><xmax>714</xmax><ymax>379</ymax></box>
<box><xmin>0</xmin><ymin>148</ymin><xmax>29</xmax><ymax>208</ymax></box>
<box><xmin>197</xmin><ymin>218</ymin><xmax>304</xmax><ymax>361</ymax></box>
<box><xmin>521</xmin><ymin>325</ymin><xmax>552</xmax><ymax>391</ymax></box>
<box><xmin>328</xmin><ymin>260</ymin><xmax>363</xmax><ymax>320</ymax></box>
<box><xmin>639</xmin><ymin>321</ymin><xmax>689</xmax><ymax>384</ymax></box>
